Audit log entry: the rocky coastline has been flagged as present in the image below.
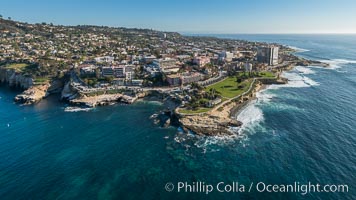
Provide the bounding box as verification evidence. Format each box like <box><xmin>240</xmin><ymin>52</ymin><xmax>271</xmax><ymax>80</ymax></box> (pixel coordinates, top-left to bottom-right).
<box><xmin>0</xmin><ymin>53</ymin><xmax>328</xmax><ymax>137</ymax></box>
<box><xmin>0</xmin><ymin>63</ymin><xmax>312</xmax><ymax>137</ymax></box>
<box><xmin>174</xmin><ymin>79</ymin><xmax>287</xmax><ymax>136</ymax></box>
<box><xmin>69</xmin><ymin>92</ymin><xmax>147</xmax><ymax>108</ymax></box>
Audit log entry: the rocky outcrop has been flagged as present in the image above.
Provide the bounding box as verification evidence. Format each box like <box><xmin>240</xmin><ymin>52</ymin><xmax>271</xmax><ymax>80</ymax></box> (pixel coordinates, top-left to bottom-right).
<box><xmin>46</xmin><ymin>79</ymin><xmax>64</xmax><ymax>96</ymax></box>
<box><xmin>178</xmin><ymin>114</ymin><xmax>242</xmax><ymax>136</ymax></box>
<box><xmin>150</xmin><ymin>109</ymin><xmax>178</xmax><ymax>128</ymax></box>
<box><xmin>0</xmin><ymin>68</ymin><xmax>33</xmax><ymax>89</ymax></box>
<box><xmin>69</xmin><ymin>93</ymin><xmax>145</xmax><ymax>107</ymax></box>
<box><xmin>61</xmin><ymin>82</ymin><xmax>79</xmax><ymax>100</ymax></box>
<box><xmin>14</xmin><ymin>84</ymin><xmax>49</xmax><ymax>105</ymax></box>
<box><xmin>259</xmin><ymin>78</ymin><xmax>287</xmax><ymax>85</ymax></box>
<box><xmin>1</xmin><ymin>68</ymin><xmax>66</xmax><ymax>105</ymax></box>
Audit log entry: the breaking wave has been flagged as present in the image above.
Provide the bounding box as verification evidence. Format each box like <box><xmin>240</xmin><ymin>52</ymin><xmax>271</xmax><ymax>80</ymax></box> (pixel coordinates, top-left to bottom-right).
<box><xmin>145</xmin><ymin>100</ymin><xmax>164</xmax><ymax>106</ymax></box>
<box><xmin>234</xmin><ymin>69</ymin><xmax>319</xmax><ymax>136</ymax></box>
<box><xmin>235</xmin><ymin>100</ymin><xmax>265</xmax><ymax>135</ymax></box>
<box><xmin>295</xmin><ymin>66</ymin><xmax>315</xmax><ymax>74</ymax></box>
<box><xmin>268</xmin><ymin>71</ymin><xmax>319</xmax><ymax>90</ymax></box>
<box><xmin>318</xmin><ymin>59</ymin><xmax>356</xmax><ymax>69</ymax></box>
<box><xmin>64</xmin><ymin>107</ymin><xmax>94</xmax><ymax>112</ymax></box>
<box><xmin>287</xmin><ymin>45</ymin><xmax>310</xmax><ymax>52</ymax></box>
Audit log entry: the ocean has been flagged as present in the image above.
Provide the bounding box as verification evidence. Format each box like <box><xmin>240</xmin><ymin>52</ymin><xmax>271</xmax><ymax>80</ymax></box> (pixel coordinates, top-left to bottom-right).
<box><xmin>0</xmin><ymin>34</ymin><xmax>355</xmax><ymax>199</ymax></box>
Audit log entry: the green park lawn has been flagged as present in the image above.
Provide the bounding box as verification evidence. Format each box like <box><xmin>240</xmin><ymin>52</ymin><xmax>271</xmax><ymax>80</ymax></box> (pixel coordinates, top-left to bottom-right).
<box><xmin>257</xmin><ymin>71</ymin><xmax>276</xmax><ymax>78</ymax></box>
<box><xmin>179</xmin><ymin>107</ymin><xmax>211</xmax><ymax>114</ymax></box>
<box><xmin>205</xmin><ymin>77</ymin><xmax>253</xmax><ymax>98</ymax></box>
<box><xmin>3</xmin><ymin>63</ymin><xmax>29</xmax><ymax>72</ymax></box>
<box><xmin>33</xmin><ymin>77</ymin><xmax>50</xmax><ymax>85</ymax></box>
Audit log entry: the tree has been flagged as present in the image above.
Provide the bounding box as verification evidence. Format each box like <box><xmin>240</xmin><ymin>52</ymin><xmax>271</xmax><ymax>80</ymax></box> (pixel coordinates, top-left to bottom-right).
<box><xmin>95</xmin><ymin>68</ymin><xmax>101</xmax><ymax>78</ymax></box>
<box><xmin>105</xmin><ymin>76</ymin><xmax>114</xmax><ymax>83</ymax></box>
<box><xmin>0</xmin><ymin>14</ymin><xmax>3</xmax><ymax>18</ymax></box>
<box><xmin>208</xmin><ymin>88</ymin><xmax>216</xmax><ymax>100</ymax></box>
<box><xmin>236</xmin><ymin>78</ymin><xmax>242</xmax><ymax>88</ymax></box>
<box><xmin>236</xmin><ymin>77</ymin><xmax>242</xmax><ymax>84</ymax></box>
<box><xmin>8</xmin><ymin>17</ymin><xmax>11</xmax><ymax>20</ymax></box>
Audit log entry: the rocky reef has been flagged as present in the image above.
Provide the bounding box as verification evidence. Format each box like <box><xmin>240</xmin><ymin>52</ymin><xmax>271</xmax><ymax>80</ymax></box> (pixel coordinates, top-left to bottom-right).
<box><xmin>69</xmin><ymin>93</ymin><xmax>139</xmax><ymax>107</ymax></box>
<box><xmin>13</xmin><ymin>80</ymin><xmax>64</xmax><ymax>105</ymax></box>
<box><xmin>178</xmin><ymin>114</ymin><xmax>242</xmax><ymax>136</ymax></box>
<box><xmin>14</xmin><ymin>84</ymin><xmax>50</xmax><ymax>104</ymax></box>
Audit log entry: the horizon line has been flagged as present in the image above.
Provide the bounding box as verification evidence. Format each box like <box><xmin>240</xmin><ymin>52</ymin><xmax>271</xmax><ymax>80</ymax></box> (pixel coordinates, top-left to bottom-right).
<box><xmin>181</xmin><ymin>32</ymin><xmax>356</xmax><ymax>35</ymax></box>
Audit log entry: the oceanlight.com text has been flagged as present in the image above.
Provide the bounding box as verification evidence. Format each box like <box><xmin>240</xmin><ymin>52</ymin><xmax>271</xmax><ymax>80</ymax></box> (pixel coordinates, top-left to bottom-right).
<box><xmin>164</xmin><ymin>181</ymin><xmax>349</xmax><ymax>195</ymax></box>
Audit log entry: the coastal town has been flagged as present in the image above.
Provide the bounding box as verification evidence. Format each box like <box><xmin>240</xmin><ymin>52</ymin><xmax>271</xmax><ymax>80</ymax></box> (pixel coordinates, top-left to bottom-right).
<box><xmin>0</xmin><ymin>17</ymin><xmax>327</xmax><ymax>135</ymax></box>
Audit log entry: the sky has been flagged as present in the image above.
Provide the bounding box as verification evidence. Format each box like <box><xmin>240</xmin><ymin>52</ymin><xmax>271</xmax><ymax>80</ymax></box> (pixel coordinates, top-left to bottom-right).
<box><xmin>0</xmin><ymin>0</ymin><xmax>356</xmax><ymax>34</ymax></box>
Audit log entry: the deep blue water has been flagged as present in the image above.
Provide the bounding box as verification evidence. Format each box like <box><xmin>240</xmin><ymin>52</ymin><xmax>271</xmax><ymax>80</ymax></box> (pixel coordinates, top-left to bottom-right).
<box><xmin>0</xmin><ymin>35</ymin><xmax>355</xmax><ymax>199</ymax></box>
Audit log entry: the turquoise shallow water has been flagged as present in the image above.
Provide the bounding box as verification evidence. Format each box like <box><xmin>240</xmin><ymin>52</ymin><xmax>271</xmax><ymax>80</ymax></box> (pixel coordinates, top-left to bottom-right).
<box><xmin>0</xmin><ymin>35</ymin><xmax>356</xmax><ymax>199</ymax></box>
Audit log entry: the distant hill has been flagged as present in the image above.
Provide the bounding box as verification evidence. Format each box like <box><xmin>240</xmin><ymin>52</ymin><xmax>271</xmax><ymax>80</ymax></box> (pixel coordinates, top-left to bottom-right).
<box><xmin>0</xmin><ymin>18</ymin><xmax>182</xmax><ymax>38</ymax></box>
<box><xmin>0</xmin><ymin>18</ymin><xmax>25</xmax><ymax>33</ymax></box>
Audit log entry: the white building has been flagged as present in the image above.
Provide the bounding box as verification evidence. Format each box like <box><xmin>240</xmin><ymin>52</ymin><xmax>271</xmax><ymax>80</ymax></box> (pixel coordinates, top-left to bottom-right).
<box><xmin>218</xmin><ymin>51</ymin><xmax>234</xmax><ymax>62</ymax></box>
<box><xmin>193</xmin><ymin>56</ymin><xmax>211</xmax><ymax>67</ymax></box>
<box><xmin>152</xmin><ymin>58</ymin><xmax>177</xmax><ymax>69</ymax></box>
<box><xmin>244</xmin><ymin>62</ymin><xmax>253</xmax><ymax>72</ymax></box>
<box><xmin>152</xmin><ymin>58</ymin><xmax>180</xmax><ymax>74</ymax></box>
<box><xmin>95</xmin><ymin>56</ymin><xmax>114</xmax><ymax>63</ymax></box>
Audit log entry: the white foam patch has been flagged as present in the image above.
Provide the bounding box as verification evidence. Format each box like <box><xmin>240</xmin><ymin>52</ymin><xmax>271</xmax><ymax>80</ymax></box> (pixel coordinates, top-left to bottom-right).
<box><xmin>287</xmin><ymin>45</ymin><xmax>310</xmax><ymax>52</ymax></box>
<box><xmin>255</xmin><ymin>89</ymin><xmax>275</xmax><ymax>103</ymax></box>
<box><xmin>319</xmin><ymin>59</ymin><xmax>356</xmax><ymax>69</ymax></box>
<box><xmin>236</xmin><ymin>100</ymin><xmax>265</xmax><ymax>134</ymax></box>
<box><xmin>193</xmin><ymin>133</ymin><xmax>247</xmax><ymax>151</ymax></box>
<box><xmin>146</xmin><ymin>101</ymin><xmax>164</xmax><ymax>106</ymax></box>
<box><xmin>64</xmin><ymin>107</ymin><xmax>94</xmax><ymax>112</ymax></box>
<box><xmin>295</xmin><ymin>66</ymin><xmax>315</xmax><ymax>74</ymax></box>
<box><xmin>268</xmin><ymin>71</ymin><xmax>319</xmax><ymax>90</ymax></box>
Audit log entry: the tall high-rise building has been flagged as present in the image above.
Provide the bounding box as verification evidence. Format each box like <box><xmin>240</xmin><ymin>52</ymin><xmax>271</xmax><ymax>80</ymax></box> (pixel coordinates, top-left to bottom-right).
<box><xmin>257</xmin><ymin>46</ymin><xmax>279</xmax><ymax>66</ymax></box>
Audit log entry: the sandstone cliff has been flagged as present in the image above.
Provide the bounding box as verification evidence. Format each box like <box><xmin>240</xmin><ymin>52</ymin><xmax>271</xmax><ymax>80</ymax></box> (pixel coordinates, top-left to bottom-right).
<box><xmin>0</xmin><ymin>68</ymin><xmax>33</xmax><ymax>89</ymax></box>
<box><xmin>14</xmin><ymin>84</ymin><xmax>50</xmax><ymax>105</ymax></box>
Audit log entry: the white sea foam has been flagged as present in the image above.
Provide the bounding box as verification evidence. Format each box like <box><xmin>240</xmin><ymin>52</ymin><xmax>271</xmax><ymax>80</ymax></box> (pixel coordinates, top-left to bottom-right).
<box><xmin>193</xmin><ymin>134</ymin><xmax>245</xmax><ymax>150</ymax></box>
<box><xmin>233</xmin><ymin>69</ymin><xmax>318</xmax><ymax>136</ymax></box>
<box><xmin>236</xmin><ymin>100</ymin><xmax>265</xmax><ymax>135</ymax></box>
<box><xmin>146</xmin><ymin>101</ymin><xmax>164</xmax><ymax>106</ymax></box>
<box><xmin>287</xmin><ymin>45</ymin><xmax>310</xmax><ymax>52</ymax></box>
<box><xmin>268</xmin><ymin>71</ymin><xmax>319</xmax><ymax>90</ymax></box>
<box><xmin>255</xmin><ymin>89</ymin><xmax>275</xmax><ymax>103</ymax></box>
<box><xmin>302</xmin><ymin>75</ymin><xmax>320</xmax><ymax>86</ymax></box>
<box><xmin>64</xmin><ymin>107</ymin><xmax>94</xmax><ymax>112</ymax></box>
<box><xmin>319</xmin><ymin>59</ymin><xmax>356</xmax><ymax>69</ymax></box>
<box><xmin>295</xmin><ymin>66</ymin><xmax>315</xmax><ymax>74</ymax></box>
<box><xmin>192</xmin><ymin>97</ymin><xmax>267</xmax><ymax>149</ymax></box>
